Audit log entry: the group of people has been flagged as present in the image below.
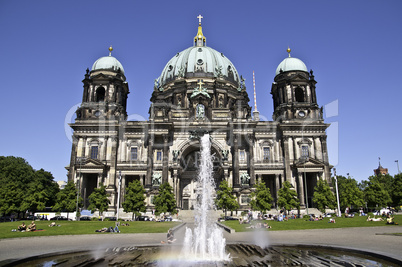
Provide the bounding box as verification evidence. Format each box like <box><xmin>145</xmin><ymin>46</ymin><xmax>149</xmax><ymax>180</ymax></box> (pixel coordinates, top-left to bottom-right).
<box><xmin>17</xmin><ymin>221</ymin><xmax>36</xmax><ymax>232</ymax></box>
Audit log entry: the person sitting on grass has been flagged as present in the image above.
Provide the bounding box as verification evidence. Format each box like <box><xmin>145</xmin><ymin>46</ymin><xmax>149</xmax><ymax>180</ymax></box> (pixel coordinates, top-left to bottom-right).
<box><xmin>18</xmin><ymin>222</ymin><xmax>26</xmax><ymax>231</ymax></box>
<box><xmin>27</xmin><ymin>221</ymin><xmax>36</xmax><ymax>231</ymax></box>
<box><xmin>329</xmin><ymin>218</ymin><xmax>336</xmax><ymax>223</ymax></box>
<box><xmin>386</xmin><ymin>215</ymin><xmax>398</xmax><ymax>225</ymax></box>
<box><xmin>161</xmin><ymin>229</ymin><xmax>176</xmax><ymax>244</ymax></box>
<box><xmin>49</xmin><ymin>222</ymin><xmax>56</xmax><ymax>227</ymax></box>
<box><xmin>263</xmin><ymin>222</ymin><xmax>272</xmax><ymax>229</ymax></box>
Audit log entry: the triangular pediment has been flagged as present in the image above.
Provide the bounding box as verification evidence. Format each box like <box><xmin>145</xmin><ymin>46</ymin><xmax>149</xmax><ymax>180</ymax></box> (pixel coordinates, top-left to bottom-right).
<box><xmin>80</xmin><ymin>158</ymin><xmax>105</xmax><ymax>167</ymax></box>
<box><xmin>293</xmin><ymin>157</ymin><xmax>325</xmax><ymax>168</ymax></box>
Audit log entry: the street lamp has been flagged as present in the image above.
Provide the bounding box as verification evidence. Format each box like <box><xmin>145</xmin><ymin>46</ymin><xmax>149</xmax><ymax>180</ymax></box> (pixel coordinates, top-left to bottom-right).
<box><xmin>395</xmin><ymin>160</ymin><xmax>400</xmax><ymax>174</ymax></box>
<box><xmin>333</xmin><ymin>168</ymin><xmax>341</xmax><ymax>217</ymax></box>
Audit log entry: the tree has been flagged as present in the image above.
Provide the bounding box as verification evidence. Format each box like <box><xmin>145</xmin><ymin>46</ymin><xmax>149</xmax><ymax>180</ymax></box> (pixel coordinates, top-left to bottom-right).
<box><xmin>0</xmin><ymin>156</ymin><xmax>59</xmax><ymax>217</ymax></box>
<box><xmin>277</xmin><ymin>181</ymin><xmax>300</xmax><ymax>215</ymax></box>
<box><xmin>250</xmin><ymin>180</ymin><xmax>272</xmax><ymax>214</ymax></box>
<box><xmin>153</xmin><ymin>182</ymin><xmax>177</xmax><ymax>215</ymax></box>
<box><xmin>88</xmin><ymin>184</ymin><xmax>110</xmax><ymax>218</ymax></box>
<box><xmin>362</xmin><ymin>174</ymin><xmax>394</xmax><ymax>209</ymax></box>
<box><xmin>333</xmin><ymin>175</ymin><xmax>364</xmax><ymax>211</ymax></box>
<box><xmin>215</xmin><ymin>180</ymin><xmax>239</xmax><ymax>216</ymax></box>
<box><xmin>312</xmin><ymin>178</ymin><xmax>336</xmax><ymax>213</ymax></box>
<box><xmin>21</xmin><ymin>169</ymin><xmax>60</xmax><ymax>215</ymax></box>
<box><xmin>53</xmin><ymin>181</ymin><xmax>82</xmax><ymax>219</ymax></box>
<box><xmin>364</xmin><ymin>181</ymin><xmax>392</xmax><ymax>209</ymax></box>
<box><xmin>391</xmin><ymin>174</ymin><xmax>402</xmax><ymax>207</ymax></box>
<box><xmin>122</xmin><ymin>180</ymin><xmax>146</xmax><ymax>220</ymax></box>
<box><xmin>0</xmin><ymin>156</ymin><xmax>34</xmax><ymax>216</ymax></box>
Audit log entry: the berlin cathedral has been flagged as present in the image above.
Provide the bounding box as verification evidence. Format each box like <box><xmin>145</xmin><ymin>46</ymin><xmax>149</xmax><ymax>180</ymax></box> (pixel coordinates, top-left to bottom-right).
<box><xmin>67</xmin><ymin>16</ymin><xmax>332</xmax><ymax>215</ymax></box>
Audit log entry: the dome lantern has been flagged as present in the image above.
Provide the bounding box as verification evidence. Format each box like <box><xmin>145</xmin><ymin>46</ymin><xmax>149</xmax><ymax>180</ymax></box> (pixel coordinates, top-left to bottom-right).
<box><xmin>194</xmin><ymin>14</ymin><xmax>206</xmax><ymax>47</ymax></box>
<box><xmin>156</xmin><ymin>15</ymin><xmax>240</xmax><ymax>89</ymax></box>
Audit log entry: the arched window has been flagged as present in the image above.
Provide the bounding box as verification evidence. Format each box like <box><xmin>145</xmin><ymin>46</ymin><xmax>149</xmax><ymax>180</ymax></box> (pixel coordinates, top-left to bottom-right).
<box><xmin>295</xmin><ymin>87</ymin><xmax>304</xmax><ymax>102</ymax></box>
<box><xmin>95</xmin><ymin>87</ymin><xmax>105</xmax><ymax>102</ymax></box>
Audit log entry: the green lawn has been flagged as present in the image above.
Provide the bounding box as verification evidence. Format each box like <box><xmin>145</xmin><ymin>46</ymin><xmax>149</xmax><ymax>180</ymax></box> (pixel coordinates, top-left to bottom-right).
<box><xmin>222</xmin><ymin>215</ymin><xmax>402</xmax><ymax>232</ymax></box>
<box><xmin>0</xmin><ymin>220</ymin><xmax>181</xmax><ymax>239</ymax></box>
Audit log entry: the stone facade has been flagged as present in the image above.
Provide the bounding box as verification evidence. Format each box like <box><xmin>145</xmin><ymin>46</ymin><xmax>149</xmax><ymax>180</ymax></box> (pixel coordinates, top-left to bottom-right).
<box><xmin>67</xmin><ymin>21</ymin><xmax>332</xmax><ymax>213</ymax></box>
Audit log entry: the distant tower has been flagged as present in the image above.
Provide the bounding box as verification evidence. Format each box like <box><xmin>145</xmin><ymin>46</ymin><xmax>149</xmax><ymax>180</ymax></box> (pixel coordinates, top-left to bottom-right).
<box><xmin>374</xmin><ymin>157</ymin><xmax>388</xmax><ymax>176</ymax></box>
<box><xmin>253</xmin><ymin>71</ymin><xmax>260</xmax><ymax>121</ymax></box>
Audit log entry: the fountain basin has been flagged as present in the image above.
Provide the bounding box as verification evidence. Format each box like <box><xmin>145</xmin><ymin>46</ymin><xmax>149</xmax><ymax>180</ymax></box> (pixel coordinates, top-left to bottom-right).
<box><xmin>4</xmin><ymin>243</ymin><xmax>401</xmax><ymax>267</ymax></box>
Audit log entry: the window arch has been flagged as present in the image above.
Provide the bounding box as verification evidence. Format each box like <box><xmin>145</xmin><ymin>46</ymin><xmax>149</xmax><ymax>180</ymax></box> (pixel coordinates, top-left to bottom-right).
<box><xmin>95</xmin><ymin>87</ymin><xmax>105</xmax><ymax>102</ymax></box>
<box><xmin>295</xmin><ymin>87</ymin><xmax>304</xmax><ymax>102</ymax></box>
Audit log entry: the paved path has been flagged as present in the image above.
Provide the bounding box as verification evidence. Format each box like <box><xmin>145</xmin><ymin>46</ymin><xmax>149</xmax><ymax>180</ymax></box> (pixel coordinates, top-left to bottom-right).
<box><xmin>0</xmin><ymin>225</ymin><xmax>401</xmax><ymax>264</ymax></box>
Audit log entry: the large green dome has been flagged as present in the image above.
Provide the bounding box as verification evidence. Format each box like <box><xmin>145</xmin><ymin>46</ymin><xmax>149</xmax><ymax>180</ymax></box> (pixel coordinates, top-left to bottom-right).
<box><xmin>159</xmin><ymin>46</ymin><xmax>240</xmax><ymax>87</ymax></box>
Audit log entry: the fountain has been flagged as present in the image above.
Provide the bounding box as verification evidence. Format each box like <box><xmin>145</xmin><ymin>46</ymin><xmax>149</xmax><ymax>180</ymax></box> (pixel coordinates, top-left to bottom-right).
<box><xmin>179</xmin><ymin>134</ymin><xmax>230</xmax><ymax>263</ymax></box>
<box><xmin>2</xmin><ymin>134</ymin><xmax>401</xmax><ymax>266</ymax></box>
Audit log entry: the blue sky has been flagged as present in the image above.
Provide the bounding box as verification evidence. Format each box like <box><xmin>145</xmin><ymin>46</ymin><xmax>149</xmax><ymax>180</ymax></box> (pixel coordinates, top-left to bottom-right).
<box><xmin>1</xmin><ymin>0</ymin><xmax>401</xmax><ymax>182</ymax></box>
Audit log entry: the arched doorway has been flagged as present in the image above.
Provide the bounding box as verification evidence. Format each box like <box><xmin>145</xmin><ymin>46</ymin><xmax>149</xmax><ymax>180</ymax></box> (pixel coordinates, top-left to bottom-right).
<box><xmin>177</xmin><ymin>141</ymin><xmax>224</xmax><ymax>210</ymax></box>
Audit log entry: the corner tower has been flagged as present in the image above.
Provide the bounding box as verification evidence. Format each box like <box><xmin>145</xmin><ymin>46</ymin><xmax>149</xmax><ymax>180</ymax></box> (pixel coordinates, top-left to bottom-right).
<box><xmin>271</xmin><ymin>48</ymin><xmax>321</xmax><ymax>122</ymax></box>
<box><xmin>272</xmin><ymin>48</ymin><xmax>331</xmax><ymax>209</ymax></box>
<box><xmin>67</xmin><ymin>46</ymin><xmax>130</xmax><ymax>210</ymax></box>
<box><xmin>76</xmin><ymin>46</ymin><xmax>129</xmax><ymax>120</ymax></box>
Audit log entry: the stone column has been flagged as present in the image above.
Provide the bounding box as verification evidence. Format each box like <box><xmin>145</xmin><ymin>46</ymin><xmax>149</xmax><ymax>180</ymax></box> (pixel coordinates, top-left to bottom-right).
<box><xmin>298</xmin><ymin>172</ymin><xmax>305</xmax><ymax>207</ymax></box>
<box><xmin>162</xmin><ymin>135</ymin><xmax>169</xmax><ymax>184</ymax></box>
<box><xmin>101</xmin><ymin>137</ymin><xmax>107</xmax><ymax>161</ymax></box>
<box><xmin>173</xmin><ymin>170</ymin><xmax>178</xmax><ymax>206</ymax></box>
<box><xmin>321</xmin><ymin>136</ymin><xmax>329</xmax><ymax>164</ymax></box>
<box><xmin>145</xmin><ymin>137</ymin><xmax>154</xmax><ymax>187</ymax></box>
<box><xmin>68</xmin><ymin>136</ymin><xmax>79</xmax><ymax>182</ymax></box>
<box><xmin>108</xmin><ymin>137</ymin><xmax>118</xmax><ymax>189</ymax></box>
<box><xmin>122</xmin><ymin>174</ymin><xmax>126</xmax><ymax>195</ymax></box>
<box><xmin>232</xmin><ymin>134</ymin><xmax>240</xmax><ymax>187</ymax></box>
<box><xmin>275</xmin><ymin>174</ymin><xmax>280</xmax><ymax>201</ymax></box>
<box><xmin>97</xmin><ymin>173</ymin><xmax>102</xmax><ymax>186</ymax></box>
<box><xmin>248</xmin><ymin>134</ymin><xmax>255</xmax><ymax>186</ymax></box>
<box><xmin>257</xmin><ymin>174</ymin><xmax>262</xmax><ymax>183</ymax></box>
<box><xmin>84</xmin><ymin>138</ymin><xmax>89</xmax><ymax>158</ymax></box>
<box><xmin>283</xmin><ymin>138</ymin><xmax>292</xmax><ymax>183</ymax></box>
<box><xmin>293</xmin><ymin>138</ymin><xmax>298</xmax><ymax>160</ymax></box>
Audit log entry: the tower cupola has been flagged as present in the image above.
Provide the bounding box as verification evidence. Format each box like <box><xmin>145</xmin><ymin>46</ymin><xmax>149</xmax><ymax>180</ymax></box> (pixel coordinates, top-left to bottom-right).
<box><xmin>271</xmin><ymin>48</ymin><xmax>322</xmax><ymax>121</ymax></box>
<box><xmin>76</xmin><ymin>47</ymin><xmax>129</xmax><ymax>120</ymax></box>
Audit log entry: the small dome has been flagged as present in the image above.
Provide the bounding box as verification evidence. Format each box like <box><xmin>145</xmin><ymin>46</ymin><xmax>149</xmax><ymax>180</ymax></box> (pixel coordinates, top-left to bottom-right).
<box><xmin>159</xmin><ymin>46</ymin><xmax>240</xmax><ymax>87</ymax></box>
<box><xmin>275</xmin><ymin>57</ymin><xmax>307</xmax><ymax>76</ymax></box>
<box><xmin>92</xmin><ymin>55</ymin><xmax>125</xmax><ymax>74</ymax></box>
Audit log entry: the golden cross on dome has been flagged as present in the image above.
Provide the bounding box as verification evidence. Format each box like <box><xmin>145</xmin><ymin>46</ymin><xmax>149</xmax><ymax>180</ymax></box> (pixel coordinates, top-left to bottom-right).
<box><xmin>197</xmin><ymin>14</ymin><xmax>203</xmax><ymax>25</ymax></box>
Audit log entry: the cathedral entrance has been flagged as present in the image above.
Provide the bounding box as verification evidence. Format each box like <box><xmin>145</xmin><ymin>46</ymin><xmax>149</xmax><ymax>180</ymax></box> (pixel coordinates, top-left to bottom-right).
<box><xmin>81</xmin><ymin>173</ymin><xmax>98</xmax><ymax>209</ymax></box>
<box><xmin>305</xmin><ymin>172</ymin><xmax>318</xmax><ymax>208</ymax></box>
<box><xmin>178</xmin><ymin>144</ymin><xmax>223</xmax><ymax>210</ymax></box>
<box><xmin>261</xmin><ymin>175</ymin><xmax>277</xmax><ymax>207</ymax></box>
